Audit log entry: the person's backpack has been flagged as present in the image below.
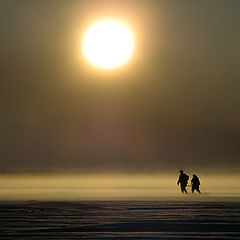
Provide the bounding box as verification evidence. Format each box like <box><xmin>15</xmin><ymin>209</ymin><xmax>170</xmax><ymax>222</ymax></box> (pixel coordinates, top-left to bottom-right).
<box><xmin>181</xmin><ymin>174</ymin><xmax>188</xmax><ymax>184</ymax></box>
<box><xmin>184</xmin><ymin>174</ymin><xmax>189</xmax><ymax>183</ymax></box>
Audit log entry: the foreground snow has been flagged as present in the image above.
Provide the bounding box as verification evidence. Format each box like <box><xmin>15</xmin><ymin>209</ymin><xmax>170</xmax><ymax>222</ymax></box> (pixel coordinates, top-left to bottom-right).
<box><xmin>0</xmin><ymin>201</ymin><xmax>240</xmax><ymax>239</ymax></box>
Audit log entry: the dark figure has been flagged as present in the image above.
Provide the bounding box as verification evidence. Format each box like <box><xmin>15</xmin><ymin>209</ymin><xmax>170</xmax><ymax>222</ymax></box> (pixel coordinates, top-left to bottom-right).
<box><xmin>177</xmin><ymin>170</ymin><xmax>189</xmax><ymax>193</ymax></box>
<box><xmin>191</xmin><ymin>174</ymin><xmax>201</xmax><ymax>193</ymax></box>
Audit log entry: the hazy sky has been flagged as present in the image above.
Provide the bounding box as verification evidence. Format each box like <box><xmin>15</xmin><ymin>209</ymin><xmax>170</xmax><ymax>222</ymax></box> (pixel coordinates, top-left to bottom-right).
<box><xmin>0</xmin><ymin>0</ymin><xmax>239</xmax><ymax>172</ymax></box>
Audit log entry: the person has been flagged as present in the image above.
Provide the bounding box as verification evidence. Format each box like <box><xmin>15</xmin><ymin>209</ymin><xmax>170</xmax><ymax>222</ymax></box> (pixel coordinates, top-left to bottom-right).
<box><xmin>191</xmin><ymin>174</ymin><xmax>201</xmax><ymax>193</ymax></box>
<box><xmin>177</xmin><ymin>170</ymin><xmax>189</xmax><ymax>193</ymax></box>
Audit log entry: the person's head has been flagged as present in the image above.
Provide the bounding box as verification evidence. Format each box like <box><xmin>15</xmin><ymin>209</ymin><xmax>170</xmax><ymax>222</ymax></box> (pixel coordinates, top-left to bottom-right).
<box><xmin>180</xmin><ymin>170</ymin><xmax>183</xmax><ymax>174</ymax></box>
<box><xmin>193</xmin><ymin>174</ymin><xmax>197</xmax><ymax>177</ymax></box>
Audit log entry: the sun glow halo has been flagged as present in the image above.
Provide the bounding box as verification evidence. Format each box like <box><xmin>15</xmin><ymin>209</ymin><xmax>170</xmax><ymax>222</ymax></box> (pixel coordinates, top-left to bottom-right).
<box><xmin>82</xmin><ymin>19</ymin><xmax>135</xmax><ymax>70</ymax></box>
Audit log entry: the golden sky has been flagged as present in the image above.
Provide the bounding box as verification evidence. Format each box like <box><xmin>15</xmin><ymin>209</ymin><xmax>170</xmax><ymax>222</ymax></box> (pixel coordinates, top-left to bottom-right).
<box><xmin>0</xmin><ymin>0</ymin><xmax>239</xmax><ymax>172</ymax></box>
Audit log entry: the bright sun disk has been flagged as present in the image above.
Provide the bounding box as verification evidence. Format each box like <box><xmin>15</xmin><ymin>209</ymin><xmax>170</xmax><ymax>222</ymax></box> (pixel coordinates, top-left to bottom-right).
<box><xmin>82</xmin><ymin>19</ymin><xmax>135</xmax><ymax>70</ymax></box>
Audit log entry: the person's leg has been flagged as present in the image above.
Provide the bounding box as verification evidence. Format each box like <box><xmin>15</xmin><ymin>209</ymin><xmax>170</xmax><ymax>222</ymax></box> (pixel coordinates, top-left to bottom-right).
<box><xmin>196</xmin><ymin>186</ymin><xmax>201</xmax><ymax>193</ymax></box>
<box><xmin>183</xmin><ymin>185</ymin><xmax>188</xmax><ymax>193</ymax></box>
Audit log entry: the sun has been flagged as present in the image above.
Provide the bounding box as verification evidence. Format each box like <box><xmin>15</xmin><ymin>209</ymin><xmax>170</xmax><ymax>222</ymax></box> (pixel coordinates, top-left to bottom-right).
<box><xmin>82</xmin><ymin>19</ymin><xmax>135</xmax><ymax>70</ymax></box>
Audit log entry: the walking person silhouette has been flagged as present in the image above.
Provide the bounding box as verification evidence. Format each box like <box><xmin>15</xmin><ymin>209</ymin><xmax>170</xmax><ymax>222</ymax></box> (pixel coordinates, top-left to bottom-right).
<box><xmin>177</xmin><ymin>170</ymin><xmax>189</xmax><ymax>193</ymax></box>
<box><xmin>191</xmin><ymin>174</ymin><xmax>201</xmax><ymax>193</ymax></box>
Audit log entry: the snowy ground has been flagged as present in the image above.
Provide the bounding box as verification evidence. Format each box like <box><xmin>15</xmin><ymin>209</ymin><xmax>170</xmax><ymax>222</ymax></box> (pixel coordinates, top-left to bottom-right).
<box><xmin>0</xmin><ymin>173</ymin><xmax>240</xmax><ymax>239</ymax></box>
<box><xmin>0</xmin><ymin>201</ymin><xmax>240</xmax><ymax>239</ymax></box>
